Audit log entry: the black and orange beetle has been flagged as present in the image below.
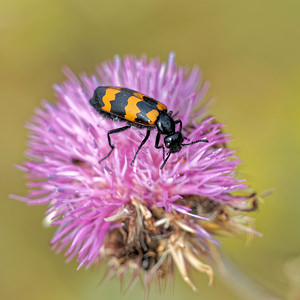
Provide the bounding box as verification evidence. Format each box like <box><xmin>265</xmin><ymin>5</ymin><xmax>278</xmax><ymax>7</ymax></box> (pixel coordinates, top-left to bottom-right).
<box><xmin>90</xmin><ymin>86</ymin><xmax>208</xmax><ymax>169</ymax></box>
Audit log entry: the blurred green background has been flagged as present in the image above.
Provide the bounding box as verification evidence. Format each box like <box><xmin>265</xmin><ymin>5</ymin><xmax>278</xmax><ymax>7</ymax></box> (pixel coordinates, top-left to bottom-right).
<box><xmin>1</xmin><ymin>0</ymin><xmax>299</xmax><ymax>299</ymax></box>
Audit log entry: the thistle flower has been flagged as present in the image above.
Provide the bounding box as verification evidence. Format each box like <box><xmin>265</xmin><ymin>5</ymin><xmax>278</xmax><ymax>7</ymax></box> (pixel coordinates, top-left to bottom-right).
<box><xmin>12</xmin><ymin>53</ymin><xmax>259</xmax><ymax>292</ymax></box>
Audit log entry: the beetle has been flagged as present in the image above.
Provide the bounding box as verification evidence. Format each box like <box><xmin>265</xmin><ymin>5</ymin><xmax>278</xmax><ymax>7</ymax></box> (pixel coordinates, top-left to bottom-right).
<box><xmin>89</xmin><ymin>86</ymin><xmax>208</xmax><ymax>169</ymax></box>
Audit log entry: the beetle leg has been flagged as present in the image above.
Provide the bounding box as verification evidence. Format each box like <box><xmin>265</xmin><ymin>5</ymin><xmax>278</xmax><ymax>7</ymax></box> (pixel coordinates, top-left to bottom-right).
<box><xmin>174</xmin><ymin>119</ymin><xmax>182</xmax><ymax>132</ymax></box>
<box><xmin>160</xmin><ymin>152</ymin><xmax>171</xmax><ymax>169</ymax></box>
<box><xmin>155</xmin><ymin>133</ymin><xmax>165</xmax><ymax>160</ymax></box>
<box><xmin>130</xmin><ymin>128</ymin><xmax>151</xmax><ymax>166</ymax></box>
<box><xmin>155</xmin><ymin>133</ymin><xmax>163</xmax><ymax>149</ymax></box>
<box><xmin>99</xmin><ymin>125</ymin><xmax>131</xmax><ymax>163</ymax></box>
<box><xmin>162</xmin><ymin>146</ymin><xmax>165</xmax><ymax>161</ymax></box>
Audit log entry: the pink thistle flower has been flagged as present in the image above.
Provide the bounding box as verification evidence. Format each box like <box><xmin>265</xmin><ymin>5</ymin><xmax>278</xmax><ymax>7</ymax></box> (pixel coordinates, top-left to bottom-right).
<box><xmin>12</xmin><ymin>53</ymin><xmax>260</xmax><ymax>291</ymax></box>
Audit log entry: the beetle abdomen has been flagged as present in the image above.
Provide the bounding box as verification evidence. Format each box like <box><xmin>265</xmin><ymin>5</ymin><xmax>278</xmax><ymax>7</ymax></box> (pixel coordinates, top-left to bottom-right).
<box><xmin>90</xmin><ymin>86</ymin><xmax>167</xmax><ymax>126</ymax></box>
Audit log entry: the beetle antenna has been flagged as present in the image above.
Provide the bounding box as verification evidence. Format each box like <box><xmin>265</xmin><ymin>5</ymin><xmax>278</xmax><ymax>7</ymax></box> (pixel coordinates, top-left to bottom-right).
<box><xmin>182</xmin><ymin>139</ymin><xmax>208</xmax><ymax>146</ymax></box>
<box><xmin>160</xmin><ymin>152</ymin><xmax>171</xmax><ymax>169</ymax></box>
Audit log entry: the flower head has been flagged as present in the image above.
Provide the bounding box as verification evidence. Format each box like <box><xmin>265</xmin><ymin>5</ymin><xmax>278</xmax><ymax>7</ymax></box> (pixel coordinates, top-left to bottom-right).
<box><xmin>12</xmin><ymin>53</ymin><xmax>259</xmax><ymax>291</ymax></box>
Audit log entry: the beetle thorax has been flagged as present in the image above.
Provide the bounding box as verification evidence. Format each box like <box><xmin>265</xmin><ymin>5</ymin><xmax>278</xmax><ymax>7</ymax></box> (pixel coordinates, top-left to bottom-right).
<box><xmin>156</xmin><ymin>113</ymin><xmax>175</xmax><ymax>134</ymax></box>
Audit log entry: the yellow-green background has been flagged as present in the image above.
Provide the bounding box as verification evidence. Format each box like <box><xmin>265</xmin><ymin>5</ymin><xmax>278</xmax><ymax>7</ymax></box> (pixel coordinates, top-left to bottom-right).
<box><xmin>1</xmin><ymin>1</ymin><xmax>299</xmax><ymax>299</ymax></box>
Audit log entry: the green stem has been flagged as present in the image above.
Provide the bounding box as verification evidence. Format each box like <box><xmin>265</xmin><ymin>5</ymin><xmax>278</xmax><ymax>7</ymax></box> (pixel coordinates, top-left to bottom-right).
<box><xmin>217</xmin><ymin>253</ymin><xmax>284</xmax><ymax>300</ymax></box>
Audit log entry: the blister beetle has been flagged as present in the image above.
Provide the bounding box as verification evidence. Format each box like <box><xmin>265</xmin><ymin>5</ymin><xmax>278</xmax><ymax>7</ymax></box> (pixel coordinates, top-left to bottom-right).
<box><xmin>89</xmin><ymin>86</ymin><xmax>208</xmax><ymax>169</ymax></box>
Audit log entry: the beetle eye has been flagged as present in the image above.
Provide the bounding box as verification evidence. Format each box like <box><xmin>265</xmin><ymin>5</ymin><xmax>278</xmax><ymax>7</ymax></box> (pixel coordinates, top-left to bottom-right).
<box><xmin>165</xmin><ymin>142</ymin><xmax>171</xmax><ymax>148</ymax></box>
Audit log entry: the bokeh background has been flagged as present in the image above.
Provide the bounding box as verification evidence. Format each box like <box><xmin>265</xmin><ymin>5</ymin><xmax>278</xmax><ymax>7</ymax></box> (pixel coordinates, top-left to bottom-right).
<box><xmin>1</xmin><ymin>1</ymin><xmax>299</xmax><ymax>299</ymax></box>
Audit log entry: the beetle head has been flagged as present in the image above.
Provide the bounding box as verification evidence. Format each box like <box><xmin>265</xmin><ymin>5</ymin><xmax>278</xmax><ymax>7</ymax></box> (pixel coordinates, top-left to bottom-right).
<box><xmin>164</xmin><ymin>132</ymin><xmax>184</xmax><ymax>153</ymax></box>
<box><xmin>160</xmin><ymin>133</ymin><xmax>209</xmax><ymax>169</ymax></box>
